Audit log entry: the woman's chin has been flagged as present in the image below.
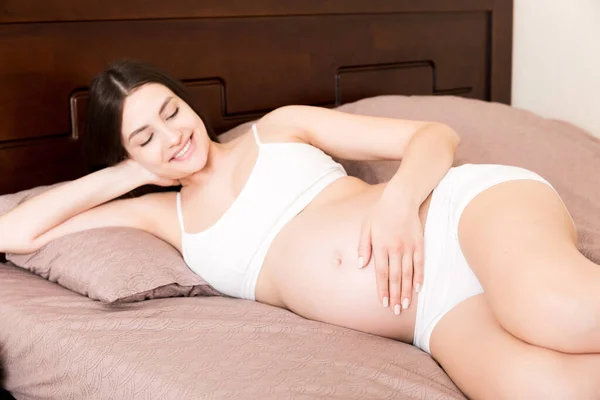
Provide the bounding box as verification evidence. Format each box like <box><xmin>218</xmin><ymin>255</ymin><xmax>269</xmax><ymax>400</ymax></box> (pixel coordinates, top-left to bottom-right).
<box><xmin>190</xmin><ymin>150</ymin><xmax>209</xmax><ymax>172</ymax></box>
<box><xmin>176</xmin><ymin>162</ymin><xmax>205</xmax><ymax>180</ymax></box>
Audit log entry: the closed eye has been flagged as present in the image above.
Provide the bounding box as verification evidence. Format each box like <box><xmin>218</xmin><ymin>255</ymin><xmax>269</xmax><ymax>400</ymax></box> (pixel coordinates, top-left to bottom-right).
<box><xmin>141</xmin><ymin>133</ymin><xmax>154</xmax><ymax>147</ymax></box>
<box><xmin>140</xmin><ymin>107</ymin><xmax>177</xmax><ymax>147</ymax></box>
<box><xmin>167</xmin><ymin>107</ymin><xmax>179</xmax><ymax>120</ymax></box>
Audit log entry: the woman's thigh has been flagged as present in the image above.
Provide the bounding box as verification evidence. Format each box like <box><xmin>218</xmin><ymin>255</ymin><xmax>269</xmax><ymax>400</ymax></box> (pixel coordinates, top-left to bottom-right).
<box><xmin>429</xmin><ymin>294</ymin><xmax>599</xmax><ymax>400</ymax></box>
<box><xmin>457</xmin><ymin>179</ymin><xmax>600</xmax><ymax>352</ymax></box>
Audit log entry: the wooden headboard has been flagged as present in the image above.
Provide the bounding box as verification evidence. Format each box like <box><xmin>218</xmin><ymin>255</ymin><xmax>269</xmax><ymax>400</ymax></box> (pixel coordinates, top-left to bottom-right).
<box><xmin>0</xmin><ymin>0</ymin><xmax>513</xmax><ymax>195</ymax></box>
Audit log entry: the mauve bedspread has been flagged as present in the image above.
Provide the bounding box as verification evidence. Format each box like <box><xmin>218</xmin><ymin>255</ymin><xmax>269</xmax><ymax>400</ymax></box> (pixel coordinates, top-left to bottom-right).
<box><xmin>0</xmin><ymin>263</ymin><xmax>464</xmax><ymax>400</ymax></box>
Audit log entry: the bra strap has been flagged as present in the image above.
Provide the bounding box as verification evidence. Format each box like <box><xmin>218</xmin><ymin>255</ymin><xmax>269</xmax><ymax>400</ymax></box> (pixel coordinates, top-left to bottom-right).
<box><xmin>176</xmin><ymin>192</ymin><xmax>186</xmax><ymax>233</ymax></box>
<box><xmin>251</xmin><ymin>123</ymin><xmax>261</xmax><ymax>146</ymax></box>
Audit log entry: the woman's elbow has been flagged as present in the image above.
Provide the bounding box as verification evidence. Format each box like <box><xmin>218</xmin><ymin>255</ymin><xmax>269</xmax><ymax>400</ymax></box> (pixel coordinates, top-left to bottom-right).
<box><xmin>437</xmin><ymin>123</ymin><xmax>460</xmax><ymax>149</ymax></box>
<box><xmin>0</xmin><ymin>227</ymin><xmax>38</xmax><ymax>255</ymax></box>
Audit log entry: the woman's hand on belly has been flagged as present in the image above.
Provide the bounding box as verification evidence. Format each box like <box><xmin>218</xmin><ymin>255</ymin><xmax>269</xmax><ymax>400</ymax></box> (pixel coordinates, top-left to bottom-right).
<box><xmin>357</xmin><ymin>195</ymin><xmax>425</xmax><ymax>315</ymax></box>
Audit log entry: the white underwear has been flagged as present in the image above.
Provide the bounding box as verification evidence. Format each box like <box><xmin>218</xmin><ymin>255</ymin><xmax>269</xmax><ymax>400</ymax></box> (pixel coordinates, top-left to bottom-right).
<box><xmin>413</xmin><ymin>163</ymin><xmax>564</xmax><ymax>354</ymax></box>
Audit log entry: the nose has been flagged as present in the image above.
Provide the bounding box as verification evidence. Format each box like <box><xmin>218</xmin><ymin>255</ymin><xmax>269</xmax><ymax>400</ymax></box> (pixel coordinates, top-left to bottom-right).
<box><xmin>163</xmin><ymin>126</ymin><xmax>182</xmax><ymax>147</ymax></box>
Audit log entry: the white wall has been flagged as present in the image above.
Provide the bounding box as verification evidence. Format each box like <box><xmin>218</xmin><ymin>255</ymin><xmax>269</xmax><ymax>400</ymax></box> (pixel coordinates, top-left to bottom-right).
<box><xmin>512</xmin><ymin>0</ymin><xmax>600</xmax><ymax>138</ymax></box>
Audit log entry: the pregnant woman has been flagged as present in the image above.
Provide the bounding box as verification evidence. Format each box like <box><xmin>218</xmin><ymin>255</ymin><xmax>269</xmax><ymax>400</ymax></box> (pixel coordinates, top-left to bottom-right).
<box><xmin>1</xmin><ymin>61</ymin><xmax>598</xmax><ymax>399</ymax></box>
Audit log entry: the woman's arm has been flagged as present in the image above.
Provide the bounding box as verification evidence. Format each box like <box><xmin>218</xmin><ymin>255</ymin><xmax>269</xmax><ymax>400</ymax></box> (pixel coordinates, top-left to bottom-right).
<box><xmin>262</xmin><ymin>105</ymin><xmax>460</xmax><ymax>163</ymax></box>
<box><xmin>263</xmin><ymin>104</ymin><xmax>459</xmax><ymax>204</ymax></box>
<box><xmin>262</xmin><ymin>103</ymin><xmax>460</xmax><ymax>209</ymax></box>
<box><xmin>0</xmin><ymin>160</ymin><xmax>154</xmax><ymax>254</ymax></box>
<box><xmin>379</xmin><ymin>121</ymin><xmax>459</xmax><ymax>207</ymax></box>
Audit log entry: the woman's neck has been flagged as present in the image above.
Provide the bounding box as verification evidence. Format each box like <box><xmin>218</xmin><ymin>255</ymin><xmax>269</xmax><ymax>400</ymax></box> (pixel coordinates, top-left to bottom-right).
<box><xmin>179</xmin><ymin>138</ymin><xmax>238</xmax><ymax>189</ymax></box>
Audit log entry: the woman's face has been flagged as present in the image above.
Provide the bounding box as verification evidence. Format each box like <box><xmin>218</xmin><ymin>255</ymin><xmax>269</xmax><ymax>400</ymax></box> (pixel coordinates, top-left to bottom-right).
<box><xmin>121</xmin><ymin>83</ymin><xmax>210</xmax><ymax>179</ymax></box>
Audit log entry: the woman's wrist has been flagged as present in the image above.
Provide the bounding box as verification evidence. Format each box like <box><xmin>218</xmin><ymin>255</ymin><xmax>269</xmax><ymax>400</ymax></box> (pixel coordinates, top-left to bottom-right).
<box><xmin>382</xmin><ymin>123</ymin><xmax>457</xmax><ymax>210</ymax></box>
<box><xmin>114</xmin><ymin>159</ymin><xmax>154</xmax><ymax>187</ymax></box>
<box><xmin>381</xmin><ymin>181</ymin><xmax>423</xmax><ymax>210</ymax></box>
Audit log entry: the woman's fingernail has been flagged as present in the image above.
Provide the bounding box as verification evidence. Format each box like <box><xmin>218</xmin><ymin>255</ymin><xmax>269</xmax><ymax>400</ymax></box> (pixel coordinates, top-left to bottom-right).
<box><xmin>358</xmin><ymin>256</ymin><xmax>364</xmax><ymax>269</ymax></box>
<box><xmin>402</xmin><ymin>298</ymin><xmax>409</xmax><ymax>309</ymax></box>
<box><xmin>383</xmin><ymin>297</ymin><xmax>389</xmax><ymax>307</ymax></box>
<box><xmin>394</xmin><ymin>304</ymin><xmax>400</xmax><ymax>315</ymax></box>
<box><xmin>415</xmin><ymin>283</ymin><xmax>422</xmax><ymax>293</ymax></box>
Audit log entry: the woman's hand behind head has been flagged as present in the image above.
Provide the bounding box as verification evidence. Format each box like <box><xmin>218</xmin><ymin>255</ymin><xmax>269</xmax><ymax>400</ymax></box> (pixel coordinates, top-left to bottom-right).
<box><xmin>119</xmin><ymin>158</ymin><xmax>180</xmax><ymax>187</ymax></box>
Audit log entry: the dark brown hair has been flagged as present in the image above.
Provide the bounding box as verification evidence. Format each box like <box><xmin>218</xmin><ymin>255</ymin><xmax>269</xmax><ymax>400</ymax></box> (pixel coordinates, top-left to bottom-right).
<box><xmin>83</xmin><ymin>60</ymin><xmax>217</xmax><ymax>171</ymax></box>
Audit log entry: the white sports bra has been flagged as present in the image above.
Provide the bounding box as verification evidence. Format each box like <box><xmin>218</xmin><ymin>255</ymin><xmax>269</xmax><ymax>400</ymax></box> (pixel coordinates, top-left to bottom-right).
<box><xmin>176</xmin><ymin>123</ymin><xmax>347</xmax><ymax>300</ymax></box>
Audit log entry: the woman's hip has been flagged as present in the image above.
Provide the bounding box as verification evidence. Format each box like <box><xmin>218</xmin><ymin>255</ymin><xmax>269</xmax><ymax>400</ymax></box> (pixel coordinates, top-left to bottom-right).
<box><xmin>413</xmin><ymin>163</ymin><xmax>564</xmax><ymax>354</ymax></box>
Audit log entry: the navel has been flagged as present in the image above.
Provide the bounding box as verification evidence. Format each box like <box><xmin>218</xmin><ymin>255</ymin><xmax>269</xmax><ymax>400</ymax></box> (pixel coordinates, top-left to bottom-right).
<box><xmin>330</xmin><ymin>251</ymin><xmax>343</xmax><ymax>268</ymax></box>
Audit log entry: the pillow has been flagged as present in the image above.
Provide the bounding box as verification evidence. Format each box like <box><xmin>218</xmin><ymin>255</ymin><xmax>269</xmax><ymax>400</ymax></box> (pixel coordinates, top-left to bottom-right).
<box><xmin>1</xmin><ymin>184</ymin><xmax>221</xmax><ymax>303</ymax></box>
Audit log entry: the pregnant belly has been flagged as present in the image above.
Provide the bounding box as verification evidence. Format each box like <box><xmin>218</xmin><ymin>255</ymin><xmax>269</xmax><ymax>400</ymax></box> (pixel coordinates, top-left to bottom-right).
<box><xmin>256</xmin><ymin>178</ymin><xmax>431</xmax><ymax>344</ymax></box>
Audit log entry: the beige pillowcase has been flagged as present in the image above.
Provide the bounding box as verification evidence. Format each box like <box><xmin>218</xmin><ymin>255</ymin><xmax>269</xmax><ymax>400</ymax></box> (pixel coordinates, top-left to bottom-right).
<box><xmin>0</xmin><ymin>184</ymin><xmax>221</xmax><ymax>303</ymax></box>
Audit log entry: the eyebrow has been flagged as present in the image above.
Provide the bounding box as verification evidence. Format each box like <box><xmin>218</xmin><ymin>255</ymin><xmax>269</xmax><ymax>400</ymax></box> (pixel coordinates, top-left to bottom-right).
<box><xmin>127</xmin><ymin>96</ymin><xmax>173</xmax><ymax>142</ymax></box>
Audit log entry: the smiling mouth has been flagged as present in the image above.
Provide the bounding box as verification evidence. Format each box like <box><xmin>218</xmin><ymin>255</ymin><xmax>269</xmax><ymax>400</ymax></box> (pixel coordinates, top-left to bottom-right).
<box><xmin>170</xmin><ymin>134</ymin><xmax>193</xmax><ymax>162</ymax></box>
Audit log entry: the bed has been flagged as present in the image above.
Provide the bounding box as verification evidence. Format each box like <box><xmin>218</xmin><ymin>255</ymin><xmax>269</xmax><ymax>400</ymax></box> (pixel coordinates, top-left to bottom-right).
<box><xmin>2</xmin><ymin>1</ymin><xmax>600</xmax><ymax>399</ymax></box>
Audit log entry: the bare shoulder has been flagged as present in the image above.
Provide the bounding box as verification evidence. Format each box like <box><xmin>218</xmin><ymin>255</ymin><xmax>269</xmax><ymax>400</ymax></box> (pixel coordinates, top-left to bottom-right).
<box><xmin>133</xmin><ymin>190</ymin><xmax>182</xmax><ymax>249</ymax></box>
<box><xmin>253</xmin><ymin>109</ymin><xmax>310</xmax><ymax>144</ymax></box>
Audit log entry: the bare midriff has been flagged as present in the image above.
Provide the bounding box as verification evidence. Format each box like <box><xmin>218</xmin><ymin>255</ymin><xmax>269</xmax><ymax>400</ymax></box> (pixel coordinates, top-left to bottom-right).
<box><xmin>254</xmin><ymin>175</ymin><xmax>433</xmax><ymax>344</ymax></box>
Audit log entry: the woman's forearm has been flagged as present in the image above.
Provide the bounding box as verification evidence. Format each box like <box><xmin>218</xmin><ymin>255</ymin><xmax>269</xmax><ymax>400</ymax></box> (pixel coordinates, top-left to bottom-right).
<box><xmin>382</xmin><ymin>123</ymin><xmax>460</xmax><ymax>207</ymax></box>
<box><xmin>0</xmin><ymin>161</ymin><xmax>148</xmax><ymax>247</ymax></box>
